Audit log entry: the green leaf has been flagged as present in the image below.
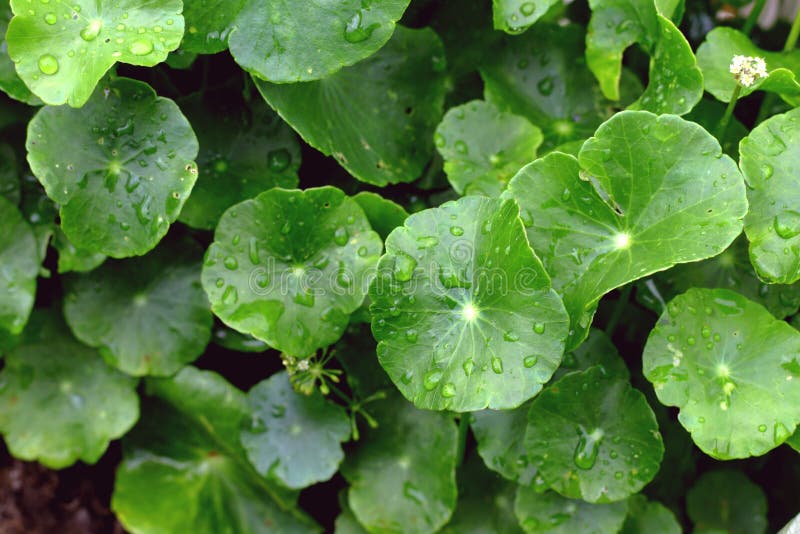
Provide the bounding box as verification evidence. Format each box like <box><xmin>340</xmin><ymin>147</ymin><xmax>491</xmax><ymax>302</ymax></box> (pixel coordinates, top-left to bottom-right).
<box><xmin>53</xmin><ymin>227</ymin><xmax>107</xmax><ymax>274</ymax></box>
<box><xmin>740</xmin><ymin>106</ymin><xmax>800</xmax><ymax>284</ymax></box>
<box><xmin>0</xmin><ymin>195</ymin><xmax>38</xmax><ymax>335</ymax></box>
<box><xmin>525</xmin><ymin>367</ymin><xmax>664</xmax><ymax>503</ymax></box>
<box><xmin>6</xmin><ymin>0</ymin><xmax>184</xmax><ymax>106</ymax></box>
<box><xmin>63</xmin><ymin>236</ymin><xmax>212</xmax><ymax>377</ymax></box>
<box><xmin>202</xmin><ymin>186</ymin><xmax>382</xmax><ymax>357</ymax></box>
<box><xmin>686</xmin><ymin>470</ymin><xmax>767</xmax><ymax>534</ymax></box>
<box><xmin>481</xmin><ymin>24</ymin><xmax>614</xmax><ymax>150</ymax></box>
<box><xmin>229</xmin><ymin>0</ymin><xmax>410</xmax><ymax>83</ymax></box>
<box><xmin>553</xmin><ymin>327</ymin><xmax>629</xmax><ymax>381</ymax></box>
<box><xmin>492</xmin><ymin>0</ymin><xmax>558</xmax><ymax>35</ymax></box>
<box><xmin>627</xmin><ymin>15</ymin><xmax>703</xmax><ymax>115</ymax></box>
<box><xmin>181</xmin><ymin>0</ymin><xmax>243</xmax><ymax>54</ymax></box>
<box><xmin>0</xmin><ymin>310</ymin><xmax>139</xmax><ymax>468</ymax></box>
<box><xmin>435</xmin><ymin>100</ymin><xmax>542</xmax><ymax>197</ymax></box>
<box><xmin>241</xmin><ymin>371</ymin><xmax>350</xmax><ymax>489</ymax></box>
<box><xmin>471</xmin><ymin>401</ymin><xmax>538</xmax><ymax>485</ymax></box>
<box><xmin>696</xmin><ymin>27</ymin><xmax>800</xmax><ymax>104</ymax></box>
<box><xmin>0</xmin><ymin>2</ymin><xmax>38</xmax><ymax>104</ymax></box>
<box><xmin>26</xmin><ymin>77</ymin><xmax>199</xmax><ymax>258</ymax></box>
<box><xmin>255</xmin><ymin>27</ymin><xmax>447</xmax><ymax>186</ymax></box>
<box><xmin>620</xmin><ymin>495</ymin><xmax>681</xmax><ymax>534</ymax></box>
<box><xmin>643</xmin><ymin>288</ymin><xmax>800</xmax><ymax>458</ymax></box>
<box><xmin>340</xmin><ymin>392</ymin><xmax>458</xmax><ymax>534</ymax></box>
<box><xmin>335</xmin><ymin>497</ymin><xmax>370</xmax><ymax>534</ymax></box>
<box><xmin>505</xmin><ymin>111</ymin><xmax>747</xmax><ymax>350</ymax></box>
<box><xmin>586</xmin><ymin>0</ymin><xmax>698</xmax><ymax>112</ymax></box>
<box><xmin>514</xmin><ymin>485</ymin><xmax>628</xmax><ymax>534</ymax></box>
<box><xmin>440</xmin><ymin>454</ymin><xmax>523</xmax><ymax>534</ymax></box>
<box><xmin>353</xmin><ymin>191</ymin><xmax>409</xmax><ymax>242</ymax></box>
<box><xmin>178</xmin><ymin>96</ymin><xmax>300</xmax><ymax>230</ymax></box>
<box><xmin>786</xmin><ymin>429</ymin><xmax>800</xmax><ymax>453</ymax></box>
<box><xmin>370</xmin><ymin>195</ymin><xmax>569</xmax><ymax>411</ymax></box>
<box><xmin>637</xmin><ymin>236</ymin><xmax>800</xmax><ymax>319</ymax></box>
<box><xmin>212</xmin><ymin>322</ymin><xmax>271</xmax><ymax>353</ymax></box>
<box><xmin>112</xmin><ymin>367</ymin><xmax>318</xmax><ymax>533</ymax></box>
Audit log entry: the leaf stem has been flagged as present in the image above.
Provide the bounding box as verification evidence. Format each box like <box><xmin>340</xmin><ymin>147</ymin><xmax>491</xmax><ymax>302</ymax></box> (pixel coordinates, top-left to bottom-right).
<box><xmin>743</xmin><ymin>0</ymin><xmax>767</xmax><ymax>36</ymax></box>
<box><xmin>717</xmin><ymin>84</ymin><xmax>742</xmax><ymax>141</ymax></box>
<box><xmin>605</xmin><ymin>284</ymin><xmax>632</xmax><ymax>338</ymax></box>
<box><xmin>456</xmin><ymin>415</ymin><xmax>470</xmax><ymax>467</ymax></box>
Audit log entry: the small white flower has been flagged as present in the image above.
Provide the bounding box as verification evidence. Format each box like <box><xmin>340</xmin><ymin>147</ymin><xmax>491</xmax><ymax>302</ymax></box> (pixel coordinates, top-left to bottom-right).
<box><xmin>296</xmin><ymin>359</ymin><xmax>310</xmax><ymax>372</ymax></box>
<box><xmin>729</xmin><ymin>55</ymin><xmax>768</xmax><ymax>87</ymax></box>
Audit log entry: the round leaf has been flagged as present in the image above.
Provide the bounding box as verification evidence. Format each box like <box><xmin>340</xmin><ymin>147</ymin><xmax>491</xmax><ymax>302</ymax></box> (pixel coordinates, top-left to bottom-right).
<box><xmin>241</xmin><ymin>371</ymin><xmax>350</xmax><ymax>489</ymax></box>
<box><xmin>202</xmin><ymin>186</ymin><xmax>382</xmax><ymax>357</ymax></box>
<box><xmin>0</xmin><ymin>195</ymin><xmax>38</xmax><ymax>335</ymax></box>
<box><xmin>471</xmin><ymin>401</ymin><xmax>538</xmax><ymax>485</ymax></box>
<box><xmin>63</xmin><ymin>237</ymin><xmax>212</xmax><ymax>377</ymax></box>
<box><xmin>740</xmin><ymin>106</ymin><xmax>800</xmax><ymax>284</ymax></box>
<box><xmin>26</xmin><ymin>77</ymin><xmax>199</xmax><ymax>258</ymax></box>
<box><xmin>370</xmin><ymin>195</ymin><xmax>569</xmax><ymax>411</ymax></box>
<box><xmin>112</xmin><ymin>367</ymin><xmax>318</xmax><ymax>533</ymax></box>
<box><xmin>0</xmin><ymin>3</ymin><xmax>38</xmax><ymax>104</ymax></box>
<box><xmin>178</xmin><ymin>96</ymin><xmax>300</xmax><ymax>230</ymax></box>
<box><xmin>620</xmin><ymin>495</ymin><xmax>681</xmax><ymax>534</ymax></box>
<box><xmin>686</xmin><ymin>470</ymin><xmax>767</xmax><ymax>534</ymax></box>
<box><xmin>0</xmin><ymin>311</ymin><xmax>139</xmax><ymax>468</ymax></box>
<box><xmin>506</xmin><ymin>111</ymin><xmax>747</xmax><ymax>350</ymax></box>
<box><xmin>6</xmin><ymin>0</ymin><xmax>184</xmax><ymax>106</ymax></box>
<box><xmin>642</xmin><ymin>288</ymin><xmax>800</xmax><ymax>459</ymax></box>
<box><xmin>353</xmin><ymin>191</ymin><xmax>409</xmax><ymax>242</ymax></box>
<box><xmin>53</xmin><ymin>227</ymin><xmax>107</xmax><ymax>274</ymax></box>
<box><xmin>229</xmin><ymin>0</ymin><xmax>410</xmax><ymax>83</ymax></box>
<box><xmin>553</xmin><ymin>327</ymin><xmax>629</xmax><ymax>381</ymax></box>
<box><xmin>514</xmin><ymin>485</ymin><xmax>628</xmax><ymax>534</ymax></box>
<box><xmin>255</xmin><ymin>27</ymin><xmax>447</xmax><ymax>186</ymax></box>
<box><xmin>525</xmin><ymin>367</ymin><xmax>664</xmax><ymax>503</ymax></box>
<box><xmin>697</xmin><ymin>28</ymin><xmax>800</xmax><ymax>103</ymax></box>
<box><xmin>340</xmin><ymin>392</ymin><xmax>458</xmax><ymax>534</ymax></box>
<box><xmin>435</xmin><ymin>100</ymin><xmax>542</xmax><ymax>197</ymax></box>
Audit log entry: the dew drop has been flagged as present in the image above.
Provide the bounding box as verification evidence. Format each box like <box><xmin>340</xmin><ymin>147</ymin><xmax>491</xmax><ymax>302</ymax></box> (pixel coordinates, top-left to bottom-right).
<box><xmin>221</xmin><ymin>285</ymin><xmax>238</xmax><ymax>305</ymax></box>
<box><xmin>520</xmin><ymin>2</ymin><xmax>535</xmax><ymax>15</ymax></box>
<box><xmin>524</xmin><ymin>355</ymin><xmax>538</xmax><ymax>368</ymax></box>
<box><xmin>441</xmin><ymin>383</ymin><xmax>456</xmax><ymax>398</ymax></box>
<box><xmin>80</xmin><ymin>19</ymin><xmax>102</xmax><ymax>41</ymax></box>
<box><xmin>454</xmin><ymin>140</ymin><xmax>468</xmax><ymax>154</ymax></box>
<box><xmin>129</xmin><ymin>39</ymin><xmax>153</xmax><ymax>56</ymax></box>
<box><xmin>773</xmin><ymin>211</ymin><xmax>800</xmax><ymax>239</ymax></box>
<box><xmin>344</xmin><ymin>9</ymin><xmax>376</xmax><ymax>43</ymax></box>
<box><xmin>267</xmin><ymin>148</ymin><xmax>291</xmax><ymax>172</ymax></box>
<box><xmin>537</xmin><ymin>76</ymin><xmax>554</xmax><ymax>96</ymax></box>
<box><xmin>38</xmin><ymin>54</ymin><xmax>59</xmax><ymax>75</ymax></box>
<box><xmin>393</xmin><ymin>253</ymin><xmax>417</xmax><ymax>282</ymax></box>
<box><xmin>223</xmin><ymin>256</ymin><xmax>238</xmax><ymax>270</ymax></box>
<box><xmin>423</xmin><ymin>369</ymin><xmax>443</xmax><ymax>390</ymax></box>
<box><xmin>491</xmin><ymin>357</ymin><xmax>504</xmax><ymax>374</ymax></box>
<box><xmin>462</xmin><ymin>359</ymin><xmax>474</xmax><ymax>376</ymax></box>
<box><xmin>450</xmin><ymin>225</ymin><xmax>464</xmax><ymax>236</ymax></box>
<box><xmin>573</xmin><ymin>428</ymin><xmax>603</xmax><ymax>470</ymax></box>
<box><xmin>44</xmin><ymin>12</ymin><xmax>57</xmax><ymax>24</ymax></box>
<box><xmin>333</xmin><ymin>227</ymin><xmax>349</xmax><ymax>246</ymax></box>
<box><xmin>758</xmin><ymin>424</ymin><xmax>767</xmax><ymax>432</ymax></box>
<box><xmin>774</xmin><ymin>422</ymin><xmax>791</xmax><ymax>444</ymax></box>
<box><xmin>503</xmin><ymin>331</ymin><xmax>520</xmax><ymax>342</ymax></box>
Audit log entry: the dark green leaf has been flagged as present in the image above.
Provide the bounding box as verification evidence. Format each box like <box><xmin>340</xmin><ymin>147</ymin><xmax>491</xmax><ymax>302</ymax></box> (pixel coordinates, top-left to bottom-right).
<box><xmin>686</xmin><ymin>470</ymin><xmax>767</xmax><ymax>534</ymax></box>
<box><xmin>353</xmin><ymin>191</ymin><xmax>409</xmax><ymax>242</ymax></box>
<box><xmin>0</xmin><ymin>195</ymin><xmax>38</xmax><ymax>336</ymax></box>
<box><xmin>492</xmin><ymin>0</ymin><xmax>558</xmax><ymax>35</ymax></box>
<box><xmin>514</xmin><ymin>485</ymin><xmax>628</xmax><ymax>533</ymax></box>
<box><xmin>620</xmin><ymin>495</ymin><xmax>681</xmax><ymax>534</ymax></box>
<box><xmin>471</xmin><ymin>401</ymin><xmax>538</xmax><ymax>485</ymax></box>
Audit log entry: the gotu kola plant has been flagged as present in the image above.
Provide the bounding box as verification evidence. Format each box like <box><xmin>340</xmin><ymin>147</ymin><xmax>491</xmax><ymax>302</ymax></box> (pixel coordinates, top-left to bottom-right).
<box><xmin>0</xmin><ymin>0</ymin><xmax>800</xmax><ymax>532</ymax></box>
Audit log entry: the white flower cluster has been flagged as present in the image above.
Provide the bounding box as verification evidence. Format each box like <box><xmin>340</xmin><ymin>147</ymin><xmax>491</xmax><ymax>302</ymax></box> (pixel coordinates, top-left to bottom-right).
<box><xmin>729</xmin><ymin>55</ymin><xmax>768</xmax><ymax>87</ymax></box>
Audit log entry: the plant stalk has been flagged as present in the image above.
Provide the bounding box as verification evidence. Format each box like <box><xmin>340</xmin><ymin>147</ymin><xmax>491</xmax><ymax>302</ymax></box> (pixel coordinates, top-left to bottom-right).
<box><xmin>456</xmin><ymin>415</ymin><xmax>470</xmax><ymax>467</ymax></box>
<box><xmin>717</xmin><ymin>84</ymin><xmax>742</xmax><ymax>141</ymax></box>
<box><xmin>743</xmin><ymin>0</ymin><xmax>767</xmax><ymax>35</ymax></box>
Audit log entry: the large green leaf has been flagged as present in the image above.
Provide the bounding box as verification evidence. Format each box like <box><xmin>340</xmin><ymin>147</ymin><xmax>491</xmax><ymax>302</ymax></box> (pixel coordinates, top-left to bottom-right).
<box><xmin>686</xmin><ymin>470</ymin><xmax>767</xmax><ymax>534</ymax></box>
<box><xmin>0</xmin><ymin>2</ymin><xmax>38</xmax><ymax>104</ymax></box>
<box><xmin>505</xmin><ymin>111</ymin><xmax>747</xmax><ymax>350</ymax></box>
<box><xmin>643</xmin><ymin>288</ymin><xmax>800</xmax><ymax>458</ymax></box>
<box><xmin>6</xmin><ymin>0</ymin><xmax>184</xmax><ymax>106</ymax></box>
<box><xmin>637</xmin><ymin>236</ymin><xmax>800</xmax><ymax>319</ymax></box>
<box><xmin>620</xmin><ymin>495</ymin><xmax>681</xmax><ymax>534</ymax></box>
<box><xmin>697</xmin><ymin>27</ymin><xmax>800</xmax><ymax>104</ymax></box>
<box><xmin>441</xmin><ymin>454</ymin><xmax>523</xmax><ymax>534</ymax></box>
<box><xmin>340</xmin><ymin>392</ymin><xmax>458</xmax><ymax>534</ymax></box>
<box><xmin>435</xmin><ymin>100</ymin><xmax>542</xmax><ymax>197</ymax></box>
<box><xmin>26</xmin><ymin>77</ymin><xmax>199</xmax><ymax>258</ymax></box>
<box><xmin>178</xmin><ymin>96</ymin><xmax>300</xmax><ymax>231</ymax></box>
<box><xmin>740</xmin><ymin>106</ymin><xmax>800</xmax><ymax>284</ymax></box>
<box><xmin>525</xmin><ymin>367</ymin><xmax>664</xmax><ymax>503</ymax></box>
<box><xmin>112</xmin><ymin>367</ymin><xmax>318</xmax><ymax>533</ymax></box>
<box><xmin>370</xmin><ymin>195</ymin><xmax>569</xmax><ymax>411</ymax></box>
<box><xmin>492</xmin><ymin>0</ymin><xmax>559</xmax><ymax>35</ymax></box>
<box><xmin>229</xmin><ymin>0</ymin><xmax>410</xmax><ymax>83</ymax></box>
<box><xmin>514</xmin><ymin>485</ymin><xmax>628</xmax><ymax>534</ymax></box>
<box><xmin>255</xmin><ymin>27</ymin><xmax>447</xmax><ymax>186</ymax></box>
<box><xmin>352</xmin><ymin>191</ymin><xmax>409</xmax><ymax>241</ymax></box>
<box><xmin>63</xmin><ymin>236</ymin><xmax>212</xmax><ymax>377</ymax></box>
<box><xmin>0</xmin><ymin>195</ymin><xmax>38</xmax><ymax>335</ymax></box>
<box><xmin>202</xmin><ymin>186</ymin><xmax>382</xmax><ymax>357</ymax></box>
<box><xmin>241</xmin><ymin>371</ymin><xmax>350</xmax><ymax>490</ymax></box>
<box><xmin>0</xmin><ymin>311</ymin><xmax>139</xmax><ymax>468</ymax></box>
